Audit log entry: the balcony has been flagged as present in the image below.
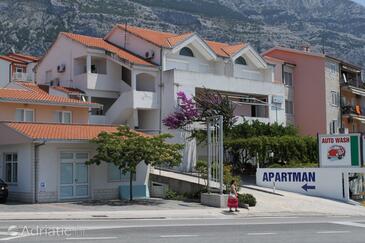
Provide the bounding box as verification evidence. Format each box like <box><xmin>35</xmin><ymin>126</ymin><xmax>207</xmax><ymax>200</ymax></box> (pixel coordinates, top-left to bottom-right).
<box><xmin>12</xmin><ymin>72</ymin><xmax>32</xmax><ymax>82</ymax></box>
<box><xmin>89</xmin><ymin>115</ymin><xmax>107</xmax><ymax>124</ymax></box>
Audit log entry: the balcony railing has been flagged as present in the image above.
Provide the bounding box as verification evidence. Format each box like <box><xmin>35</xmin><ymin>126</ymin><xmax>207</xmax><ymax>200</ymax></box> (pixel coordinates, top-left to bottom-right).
<box><xmin>12</xmin><ymin>72</ymin><xmax>32</xmax><ymax>82</ymax></box>
<box><xmin>342</xmin><ymin>105</ymin><xmax>364</xmax><ymax>116</ymax></box>
<box><xmin>340</xmin><ymin>79</ymin><xmax>365</xmax><ymax>89</ymax></box>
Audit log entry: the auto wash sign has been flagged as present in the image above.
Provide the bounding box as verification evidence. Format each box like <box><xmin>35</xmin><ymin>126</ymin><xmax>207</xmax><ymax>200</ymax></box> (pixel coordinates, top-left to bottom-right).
<box><xmin>319</xmin><ymin>134</ymin><xmax>361</xmax><ymax>167</ymax></box>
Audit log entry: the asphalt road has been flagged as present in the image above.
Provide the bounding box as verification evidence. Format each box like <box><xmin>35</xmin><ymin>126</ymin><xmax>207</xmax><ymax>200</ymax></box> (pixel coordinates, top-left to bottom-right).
<box><xmin>0</xmin><ymin>216</ymin><xmax>365</xmax><ymax>242</ymax></box>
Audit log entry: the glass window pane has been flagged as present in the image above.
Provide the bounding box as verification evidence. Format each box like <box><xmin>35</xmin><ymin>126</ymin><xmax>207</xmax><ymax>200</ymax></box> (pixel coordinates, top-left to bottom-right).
<box><xmin>63</xmin><ymin>112</ymin><xmax>71</xmax><ymax>124</ymax></box>
<box><xmin>5</xmin><ymin>154</ymin><xmax>12</xmax><ymax>162</ymax></box>
<box><xmin>25</xmin><ymin>110</ymin><xmax>34</xmax><ymax>122</ymax></box>
<box><xmin>75</xmin><ymin>185</ymin><xmax>88</xmax><ymax>197</ymax></box>
<box><xmin>58</xmin><ymin>112</ymin><xmax>63</xmax><ymax>123</ymax></box>
<box><xmin>120</xmin><ymin>172</ymin><xmax>136</xmax><ymax>182</ymax></box>
<box><xmin>75</xmin><ymin>153</ymin><xmax>88</xmax><ymax>159</ymax></box>
<box><xmin>60</xmin><ymin>163</ymin><xmax>73</xmax><ymax>184</ymax></box>
<box><xmin>60</xmin><ymin>186</ymin><xmax>73</xmax><ymax>198</ymax></box>
<box><xmin>16</xmin><ymin>109</ymin><xmax>24</xmax><ymax>121</ymax></box>
<box><xmin>108</xmin><ymin>164</ymin><xmax>121</xmax><ymax>182</ymax></box>
<box><xmin>75</xmin><ymin>163</ymin><xmax>88</xmax><ymax>184</ymax></box>
<box><xmin>60</xmin><ymin>152</ymin><xmax>73</xmax><ymax>160</ymax></box>
<box><xmin>12</xmin><ymin>163</ymin><xmax>17</xmax><ymax>183</ymax></box>
<box><xmin>12</xmin><ymin>153</ymin><xmax>17</xmax><ymax>162</ymax></box>
<box><xmin>6</xmin><ymin>163</ymin><xmax>11</xmax><ymax>182</ymax></box>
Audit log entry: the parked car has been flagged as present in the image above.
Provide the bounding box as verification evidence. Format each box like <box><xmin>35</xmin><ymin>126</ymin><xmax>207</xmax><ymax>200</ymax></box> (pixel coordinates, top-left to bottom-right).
<box><xmin>0</xmin><ymin>179</ymin><xmax>8</xmax><ymax>203</ymax></box>
<box><xmin>327</xmin><ymin>145</ymin><xmax>346</xmax><ymax>160</ymax></box>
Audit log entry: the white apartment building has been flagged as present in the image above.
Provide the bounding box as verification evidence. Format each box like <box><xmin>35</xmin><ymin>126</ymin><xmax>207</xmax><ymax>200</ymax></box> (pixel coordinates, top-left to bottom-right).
<box><xmin>35</xmin><ymin>25</ymin><xmax>286</xmax><ymax>171</ymax></box>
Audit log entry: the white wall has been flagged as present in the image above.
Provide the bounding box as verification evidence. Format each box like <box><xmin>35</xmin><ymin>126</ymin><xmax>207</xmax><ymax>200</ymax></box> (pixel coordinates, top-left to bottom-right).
<box><xmin>0</xmin><ymin>59</ymin><xmax>10</xmax><ymax>87</ymax></box>
<box><xmin>0</xmin><ymin>143</ymin><xmax>33</xmax><ymax>202</ymax></box>
<box><xmin>36</xmin><ymin>35</ymin><xmax>87</xmax><ymax>87</ymax></box>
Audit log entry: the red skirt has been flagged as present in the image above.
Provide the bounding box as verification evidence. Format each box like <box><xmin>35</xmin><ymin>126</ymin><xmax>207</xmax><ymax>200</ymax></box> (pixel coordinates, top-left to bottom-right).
<box><xmin>227</xmin><ymin>194</ymin><xmax>238</xmax><ymax>208</ymax></box>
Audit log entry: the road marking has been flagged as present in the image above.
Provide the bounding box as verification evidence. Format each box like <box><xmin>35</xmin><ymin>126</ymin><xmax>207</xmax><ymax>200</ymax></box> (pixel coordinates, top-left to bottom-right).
<box><xmin>66</xmin><ymin>237</ymin><xmax>118</xmax><ymax>240</ymax></box>
<box><xmin>332</xmin><ymin>221</ymin><xmax>365</xmax><ymax>228</ymax></box>
<box><xmin>160</xmin><ymin>234</ymin><xmax>199</xmax><ymax>238</ymax></box>
<box><xmin>247</xmin><ymin>232</ymin><xmax>277</xmax><ymax>236</ymax></box>
<box><xmin>317</xmin><ymin>231</ymin><xmax>350</xmax><ymax>234</ymax></box>
<box><xmin>0</xmin><ymin>234</ymin><xmax>31</xmax><ymax>241</ymax></box>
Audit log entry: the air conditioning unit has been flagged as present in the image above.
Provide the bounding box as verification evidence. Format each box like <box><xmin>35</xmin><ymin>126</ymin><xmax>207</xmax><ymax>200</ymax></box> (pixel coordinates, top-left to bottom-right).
<box><xmin>145</xmin><ymin>50</ymin><xmax>155</xmax><ymax>60</ymax></box>
<box><xmin>57</xmin><ymin>64</ymin><xmax>66</xmax><ymax>73</ymax></box>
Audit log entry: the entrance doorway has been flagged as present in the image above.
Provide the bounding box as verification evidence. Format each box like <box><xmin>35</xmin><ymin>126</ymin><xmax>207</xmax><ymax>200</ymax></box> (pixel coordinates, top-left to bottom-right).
<box><xmin>60</xmin><ymin>152</ymin><xmax>89</xmax><ymax>199</ymax></box>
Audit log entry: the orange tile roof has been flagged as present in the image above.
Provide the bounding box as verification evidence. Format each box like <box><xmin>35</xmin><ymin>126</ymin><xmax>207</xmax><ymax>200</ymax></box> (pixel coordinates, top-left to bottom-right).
<box><xmin>116</xmin><ymin>25</ymin><xmax>246</xmax><ymax>57</ymax></box>
<box><xmin>61</xmin><ymin>32</ymin><xmax>153</xmax><ymax>66</ymax></box>
<box><xmin>0</xmin><ymin>55</ymin><xmax>27</xmax><ymax>64</ymax></box>
<box><xmin>3</xmin><ymin>122</ymin><xmax>148</xmax><ymax>141</ymax></box>
<box><xmin>51</xmin><ymin>86</ymin><xmax>85</xmax><ymax>95</ymax></box>
<box><xmin>0</xmin><ymin>83</ymin><xmax>97</xmax><ymax>107</ymax></box>
<box><xmin>8</xmin><ymin>53</ymin><xmax>40</xmax><ymax>62</ymax></box>
<box><xmin>116</xmin><ymin>24</ymin><xmax>178</xmax><ymax>47</ymax></box>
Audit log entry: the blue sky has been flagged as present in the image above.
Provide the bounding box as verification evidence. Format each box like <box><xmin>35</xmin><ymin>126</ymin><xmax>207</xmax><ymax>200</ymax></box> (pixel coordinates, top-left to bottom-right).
<box><xmin>353</xmin><ymin>0</ymin><xmax>365</xmax><ymax>6</ymax></box>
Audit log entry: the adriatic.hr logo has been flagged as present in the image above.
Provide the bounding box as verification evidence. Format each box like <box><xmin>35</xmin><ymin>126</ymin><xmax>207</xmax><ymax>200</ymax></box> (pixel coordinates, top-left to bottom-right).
<box><xmin>327</xmin><ymin>145</ymin><xmax>346</xmax><ymax>160</ymax></box>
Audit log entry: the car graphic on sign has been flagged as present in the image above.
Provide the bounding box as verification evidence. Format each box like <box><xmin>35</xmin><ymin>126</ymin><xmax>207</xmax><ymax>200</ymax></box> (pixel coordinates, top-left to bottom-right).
<box><xmin>327</xmin><ymin>145</ymin><xmax>346</xmax><ymax>160</ymax></box>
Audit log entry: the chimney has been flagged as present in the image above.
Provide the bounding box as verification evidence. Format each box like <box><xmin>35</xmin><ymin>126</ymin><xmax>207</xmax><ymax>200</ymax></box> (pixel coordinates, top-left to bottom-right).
<box><xmin>303</xmin><ymin>45</ymin><xmax>310</xmax><ymax>52</ymax></box>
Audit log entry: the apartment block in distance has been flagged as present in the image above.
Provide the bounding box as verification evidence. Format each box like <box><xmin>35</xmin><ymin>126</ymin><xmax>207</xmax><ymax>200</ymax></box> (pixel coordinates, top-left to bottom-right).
<box><xmin>263</xmin><ymin>47</ymin><xmax>364</xmax><ymax>135</ymax></box>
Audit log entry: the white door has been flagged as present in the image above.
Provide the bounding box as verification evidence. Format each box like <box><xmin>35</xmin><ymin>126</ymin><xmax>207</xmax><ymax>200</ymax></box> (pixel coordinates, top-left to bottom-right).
<box><xmin>60</xmin><ymin>152</ymin><xmax>89</xmax><ymax>199</ymax></box>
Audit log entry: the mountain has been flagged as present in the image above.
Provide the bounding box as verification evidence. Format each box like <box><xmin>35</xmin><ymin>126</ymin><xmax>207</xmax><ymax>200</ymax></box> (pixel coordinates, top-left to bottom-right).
<box><xmin>0</xmin><ymin>0</ymin><xmax>364</xmax><ymax>68</ymax></box>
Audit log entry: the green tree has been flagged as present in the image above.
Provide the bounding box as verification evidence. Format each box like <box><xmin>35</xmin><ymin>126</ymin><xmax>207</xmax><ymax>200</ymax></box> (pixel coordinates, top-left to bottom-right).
<box><xmin>86</xmin><ymin>126</ymin><xmax>184</xmax><ymax>201</ymax></box>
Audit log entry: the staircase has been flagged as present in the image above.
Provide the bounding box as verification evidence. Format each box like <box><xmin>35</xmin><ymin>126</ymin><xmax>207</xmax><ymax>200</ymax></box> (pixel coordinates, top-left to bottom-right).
<box><xmin>105</xmin><ymin>90</ymin><xmax>134</xmax><ymax>124</ymax></box>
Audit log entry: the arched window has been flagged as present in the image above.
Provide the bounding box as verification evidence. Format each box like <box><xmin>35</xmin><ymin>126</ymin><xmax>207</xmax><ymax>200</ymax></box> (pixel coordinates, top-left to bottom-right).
<box><xmin>179</xmin><ymin>47</ymin><xmax>194</xmax><ymax>57</ymax></box>
<box><xmin>235</xmin><ymin>56</ymin><xmax>247</xmax><ymax>65</ymax></box>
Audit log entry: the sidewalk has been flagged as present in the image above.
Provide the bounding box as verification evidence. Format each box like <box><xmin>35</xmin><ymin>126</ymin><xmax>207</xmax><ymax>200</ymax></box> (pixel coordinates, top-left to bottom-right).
<box><xmin>0</xmin><ymin>188</ymin><xmax>365</xmax><ymax>220</ymax></box>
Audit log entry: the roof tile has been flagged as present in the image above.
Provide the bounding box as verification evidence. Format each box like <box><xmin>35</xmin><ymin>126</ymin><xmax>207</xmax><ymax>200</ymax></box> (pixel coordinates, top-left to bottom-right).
<box><xmin>61</xmin><ymin>32</ymin><xmax>153</xmax><ymax>66</ymax></box>
<box><xmin>4</xmin><ymin>122</ymin><xmax>148</xmax><ymax>140</ymax></box>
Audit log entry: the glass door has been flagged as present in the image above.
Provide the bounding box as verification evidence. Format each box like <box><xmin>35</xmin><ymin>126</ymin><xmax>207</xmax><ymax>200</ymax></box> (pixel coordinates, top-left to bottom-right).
<box><xmin>60</xmin><ymin>152</ymin><xmax>89</xmax><ymax>199</ymax></box>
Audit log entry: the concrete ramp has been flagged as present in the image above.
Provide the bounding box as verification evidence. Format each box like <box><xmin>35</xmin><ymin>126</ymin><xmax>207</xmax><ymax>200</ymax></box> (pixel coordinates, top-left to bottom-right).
<box><xmin>149</xmin><ymin>167</ymin><xmax>220</xmax><ymax>196</ymax></box>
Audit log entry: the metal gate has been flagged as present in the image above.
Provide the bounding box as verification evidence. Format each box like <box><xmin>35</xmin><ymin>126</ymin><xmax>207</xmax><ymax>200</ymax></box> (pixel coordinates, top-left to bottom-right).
<box><xmin>207</xmin><ymin>115</ymin><xmax>224</xmax><ymax>194</ymax></box>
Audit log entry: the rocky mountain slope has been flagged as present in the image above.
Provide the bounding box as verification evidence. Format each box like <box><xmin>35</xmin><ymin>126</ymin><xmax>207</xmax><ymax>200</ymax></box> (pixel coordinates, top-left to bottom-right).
<box><xmin>0</xmin><ymin>0</ymin><xmax>364</xmax><ymax>68</ymax></box>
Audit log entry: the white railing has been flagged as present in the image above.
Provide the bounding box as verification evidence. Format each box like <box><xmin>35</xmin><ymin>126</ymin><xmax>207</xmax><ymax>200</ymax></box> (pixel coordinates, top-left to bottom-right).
<box><xmin>89</xmin><ymin>115</ymin><xmax>107</xmax><ymax>124</ymax></box>
<box><xmin>12</xmin><ymin>72</ymin><xmax>32</xmax><ymax>81</ymax></box>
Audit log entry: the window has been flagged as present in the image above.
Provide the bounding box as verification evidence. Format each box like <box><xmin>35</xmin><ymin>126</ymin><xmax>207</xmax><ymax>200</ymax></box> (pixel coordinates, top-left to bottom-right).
<box><xmin>330</xmin><ymin>120</ymin><xmax>338</xmax><ymax>134</ymax></box>
<box><xmin>331</xmin><ymin>91</ymin><xmax>339</xmax><ymax>107</ymax></box>
<box><xmin>15</xmin><ymin>109</ymin><xmax>34</xmax><ymax>122</ymax></box>
<box><xmin>15</xmin><ymin>67</ymin><xmax>24</xmax><ymax>73</ymax></box>
<box><xmin>56</xmin><ymin>111</ymin><xmax>72</xmax><ymax>124</ymax></box>
<box><xmin>285</xmin><ymin>100</ymin><xmax>294</xmax><ymax>114</ymax></box>
<box><xmin>107</xmin><ymin>164</ymin><xmax>136</xmax><ymax>182</ymax></box>
<box><xmin>235</xmin><ymin>56</ymin><xmax>247</xmax><ymax>65</ymax></box>
<box><xmin>328</xmin><ymin>62</ymin><xmax>338</xmax><ymax>74</ymax></box>
<box><xmin>284</xmin><ymin>72</ymin><xmax>293</xmax><ymax>86</ymax></box>
<box><xmin>4</xmin><ymin>153</ymin><xmax>17</xmax><ymax>183</ymax></box>
<box><xmin>179</xmin><ymin>47</ymin><xmax>194</xmax><ymax>57</ymax></box>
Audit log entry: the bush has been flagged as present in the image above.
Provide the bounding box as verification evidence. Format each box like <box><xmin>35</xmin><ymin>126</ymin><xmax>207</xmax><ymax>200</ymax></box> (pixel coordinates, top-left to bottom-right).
<box><xmin>164</xmin><ymin>190</ymin><xmax>184</xmax><ymax>200</ymax></box>
<box><xmin>268</xmin><ymin>161</ymin><xmax>318</xmax><ymax>168</ymax></box>
<box><xmin>238</xmin><ymin>193</ymin><xmax>256</xmax><ymax>207</ymax></box>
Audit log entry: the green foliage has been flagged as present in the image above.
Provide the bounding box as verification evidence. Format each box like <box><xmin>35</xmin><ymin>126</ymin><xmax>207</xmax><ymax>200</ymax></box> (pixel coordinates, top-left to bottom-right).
<box><xmin>238</xmin><ymin>193</ymin><xmax>257</xmax><ymax>207</ymax></box>
<box><xmin>87</xmin><ymin>126</ymin><xmax>184</xmax><ymax>200</ymax></box>
<box><xmin>228</xmin><ymin>120</ymin><xmax>298</xmax><ymax>139</ymax></box>
<box><xmin>164</xmin><ymin>190</ymin><xmax>184</xmax><ymax>200</ymax></box>
<box><xmin>268</xmin><ymin>161</ymin><xmax>318</xmax><ymax>168</ymax></box>
<box><xmin>225</xmin><ymin>135</ymin><xmax>318</xmax><ymax>169</ymax></box>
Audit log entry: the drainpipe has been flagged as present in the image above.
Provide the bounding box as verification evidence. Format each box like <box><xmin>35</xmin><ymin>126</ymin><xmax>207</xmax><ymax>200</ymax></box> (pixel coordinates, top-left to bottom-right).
<box><xmin>34</xmin><ymin>141</ymin><xmax>46</xmax><ymax>203</ymax></box>
<box><xmin>159</xmin><ymin>48</ymin><xmax>163</xmax><ymax>134</ymax></box>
